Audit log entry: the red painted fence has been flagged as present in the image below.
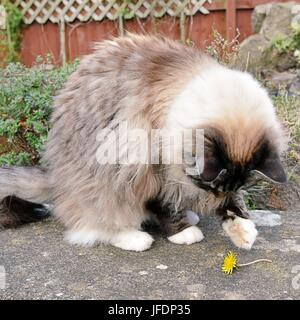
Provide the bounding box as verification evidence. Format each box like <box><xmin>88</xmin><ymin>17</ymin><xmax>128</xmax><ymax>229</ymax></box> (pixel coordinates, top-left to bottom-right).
<box><xmin>20</xmin><ymin>0</ymin><xmax>298</xmax><ymax>66</ymax></box>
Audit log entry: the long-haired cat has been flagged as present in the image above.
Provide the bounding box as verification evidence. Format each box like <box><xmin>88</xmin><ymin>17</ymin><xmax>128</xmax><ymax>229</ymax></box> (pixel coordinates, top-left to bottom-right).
<box><xmin>0</xmin><ymin>35</ymin><xmax>286</xmax><ymax>251</ymax></box>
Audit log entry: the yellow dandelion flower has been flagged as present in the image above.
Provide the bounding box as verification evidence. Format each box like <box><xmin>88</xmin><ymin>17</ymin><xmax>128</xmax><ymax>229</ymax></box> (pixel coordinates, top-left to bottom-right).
<box><xmin>222</xmin><ymin>251</ymin><xmax>272</xmax><ymax>275</ymax></box>
<box><xmin>222</xmin><ymin>251</ymin><xmax>238</xmax><ymax>274</ymax></box>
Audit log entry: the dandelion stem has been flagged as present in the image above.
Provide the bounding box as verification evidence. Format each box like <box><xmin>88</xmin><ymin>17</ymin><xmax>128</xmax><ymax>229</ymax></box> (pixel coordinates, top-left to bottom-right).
<box><xmin>237</xmin><ymin>259</ymin><xmax>272</xmax><ymax>267</ymax></box>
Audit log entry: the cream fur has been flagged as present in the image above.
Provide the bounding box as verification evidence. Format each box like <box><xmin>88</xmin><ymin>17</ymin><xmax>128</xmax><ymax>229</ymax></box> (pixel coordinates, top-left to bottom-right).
<box><xmin>222</xmin><ymin>216</ymin><xmax>258</xmax><ymax>250</ymax></box>
<box><xmin>168</xmin><ymin>66</ymin><xmax>284</xmax><ymax>163</ymax></box>
<box><xmin>168</xmin><ymin>226</ymin><xmax>204</xmax><ymax>245</ymax></box>
<box><xmin>0</xmin><ymin>35</ymin><xmax>285</xmax><ymax>251</ymax></box>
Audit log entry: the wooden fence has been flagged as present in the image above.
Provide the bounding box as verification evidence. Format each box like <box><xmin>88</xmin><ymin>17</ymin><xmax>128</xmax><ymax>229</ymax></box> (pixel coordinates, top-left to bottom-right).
<box><xmin>14</xmin><ymin>0</ymin><xmax>300</xmax><ymax>66</ymax></box>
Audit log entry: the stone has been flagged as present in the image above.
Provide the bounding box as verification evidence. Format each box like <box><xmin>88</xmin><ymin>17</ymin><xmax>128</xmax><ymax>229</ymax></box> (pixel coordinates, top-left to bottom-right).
<box><xmin>238</xmin><ymin>2</ymin><xmax>300</xmax><ymax>73</ymax></box>
<box><xmin>260</xmin><ymin>3</ymin><xmax>295</xmax><ymax>40</ymax></box>
<box><xmin>291</xmin><ymin>13</ymin><xmax>300</xmax><ymax>29</ymax></box>
<box><xmin>252</xmin><ymin>3</ymin><xmax>272</xmax><ymax>33</ymax></box>
<box><xmin>0</xmin><ymin>211</ymin><xmax>300</xmax><ymax>299</ymax></box>
<box><xmin>0</xmin><ymin>5</ymin><xmax>6</xmax><ymax>30</ymax></box>
<box><xmin>269</xmin><ymin>71</ymin><xmax>297</xmax><ymax>89</ymax></box>
<box><xmin>264</xmin><ymin>69</ymin><xmax>300</xmax><ymax>95</ymax></box>
<box><xmin>266</xmin><ymin>71</ymin><xmax>300</xmax><ymax>95</ymax></box>
<box><xmin>264</xmin><ymin>49</ymin><xmax>297</xmax><ymax>72</ymax></box>
<box><xmin>291</xmin><ymin>4</ymin><xmax>300</xmax><ymax>15</ymax></box>
<box><xmin>237</xmin><ymin>34</ymin><xmax>269</xmax><ymax>72</ymax></box>
<box><xmin>289</xmin><ymin>70</ymin><xmax>300</xmax><ymax>95</ymax></box>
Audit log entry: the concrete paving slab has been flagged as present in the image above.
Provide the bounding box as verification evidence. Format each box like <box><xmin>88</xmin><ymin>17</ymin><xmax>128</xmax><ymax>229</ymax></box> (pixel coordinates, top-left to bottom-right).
<box><xmin>0</xmin><ymin>210</ymin><xmax>299</xmax><ymax>300</ymax></box>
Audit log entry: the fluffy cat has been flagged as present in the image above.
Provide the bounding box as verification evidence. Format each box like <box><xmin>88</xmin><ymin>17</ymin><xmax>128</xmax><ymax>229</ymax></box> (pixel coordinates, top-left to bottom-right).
<box><xmin>0</xmin><ymin>35</ymin><xmax>286</xmax><ymax>251</ymax></box>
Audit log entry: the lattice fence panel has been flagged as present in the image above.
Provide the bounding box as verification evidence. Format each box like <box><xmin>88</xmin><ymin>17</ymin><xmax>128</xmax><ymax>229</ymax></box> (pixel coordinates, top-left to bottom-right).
<box><xmin>13</xmin><ymin>0</ymin><xmax>212</xmax><ymax>24</ymax></box>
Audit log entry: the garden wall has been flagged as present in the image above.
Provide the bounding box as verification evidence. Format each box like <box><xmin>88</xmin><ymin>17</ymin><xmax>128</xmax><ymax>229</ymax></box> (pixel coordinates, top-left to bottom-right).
<box><xmin>17</xmin><ymin>0</ymin><xmax>300</xmax><ymax>66</ymax></box>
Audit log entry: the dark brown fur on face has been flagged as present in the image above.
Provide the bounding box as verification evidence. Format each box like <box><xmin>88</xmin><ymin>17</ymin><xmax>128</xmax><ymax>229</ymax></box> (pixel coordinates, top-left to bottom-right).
<box><xmin>187</xmin><ymin>127</ymin><xmax>286</xmax><ymax>195</ymax></box>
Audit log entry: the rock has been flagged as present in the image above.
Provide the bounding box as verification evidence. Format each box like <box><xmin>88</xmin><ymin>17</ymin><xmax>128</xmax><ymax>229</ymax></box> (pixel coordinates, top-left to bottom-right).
<box><xmin>260</xmin><ymin>3</ymin><xmax>295</xmax><ymax>40</ymax></box>
<box><xmin>291</xmin><ymin>4</ymin><xmax>300</xmax><ymax>15</ymax></box>
<box><xmin>269</xmin><ymin>71</ymin><xmax>297</xmax><ymax>89</ymax></box>
<box><xmin>264</xmin><ymin>49</ymin><xmax>298</xmax><ymax>72</ymax></box>
<box><xmin>0</xmin><ymin>5</ymin><xmax>6</xmax><ymax>30</ymax></box>
<box><xmin>237</xmin><ymin>34</ymin><xmax>269</xmax><ymax>72</ymax></box>
<box><xmin>238</xmin><ymin>2</ymin><xmax>300</xmax><ymax>74</ymax></box>
<box><xmin>291</xmin><ymin>13</ymin><xmax>300</xmax><ymax>28</ymax></box>
<box><xmin>289</xmin><ymin>70</ymin><xmax>300</xmax><ymax>95</ymax></box>
<box><xmin>252</xmin><ymin>3</ymin><xmax>272</xmax><ymax>33</ymax></box>
<box><xmin>265</xmin><ymin>69</ymin><xmax>300</xmax><ymax>95</ymax></box>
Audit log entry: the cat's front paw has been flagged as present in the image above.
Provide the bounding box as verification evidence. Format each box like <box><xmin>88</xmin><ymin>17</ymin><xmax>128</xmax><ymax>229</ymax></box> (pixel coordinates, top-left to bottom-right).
<box><xmin>110</xmin><ymin>230</ymin><xmax>154</xmax><ymax>252</ymax></box>
<box><xmin>168</xmin><ymin>226</ymin><xmax>204</xmax><ymax>245</ymax></box>
<box><xmin>222</xmin><ymin>216</ymin><xmax>258</xmax><ymax>250</ymax></box>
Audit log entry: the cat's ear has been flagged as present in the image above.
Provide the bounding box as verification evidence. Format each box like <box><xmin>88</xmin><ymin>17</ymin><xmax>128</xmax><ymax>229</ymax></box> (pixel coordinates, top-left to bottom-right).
<box><xmin>252</xmin><ymin>153</ymin><xmax>287</xmax><ymax>183</ymax></box>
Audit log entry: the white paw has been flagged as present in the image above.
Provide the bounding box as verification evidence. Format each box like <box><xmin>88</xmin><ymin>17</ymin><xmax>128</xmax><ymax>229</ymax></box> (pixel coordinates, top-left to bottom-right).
<box><xmin>65</xmin><ymin>229</ymin><xmax>101</xmax><ymax>247</ymax></box>
<box><xmin>110</xmin><ymin>230</ymin><xmax>154</xmax><ymax>252</ymax></box>
<box><xmin>168</xmin><ymin>226</ymin><xmax>204</xmax><ymax>245</ymax></box>
<box><xmin>222</xmin><ymin>217</ymin><xmax>258</xmax><ymax>250</ymax></box>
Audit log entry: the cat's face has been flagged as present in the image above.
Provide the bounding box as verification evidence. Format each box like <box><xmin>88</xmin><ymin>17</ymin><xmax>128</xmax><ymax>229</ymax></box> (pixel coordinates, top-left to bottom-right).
<box><xmin>184</xmin><ymin>127</ymin><xmax>287</xmax><ymax>195</ymax></box>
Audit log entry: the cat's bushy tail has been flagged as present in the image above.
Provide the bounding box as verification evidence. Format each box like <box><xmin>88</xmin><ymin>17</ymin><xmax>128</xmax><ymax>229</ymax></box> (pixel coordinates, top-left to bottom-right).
<box><xmin>0</xmin><ymin>167</ymin><xmax>51</xmax><ymax>228</ymax></box>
